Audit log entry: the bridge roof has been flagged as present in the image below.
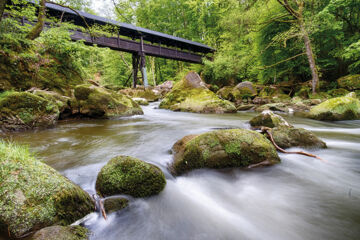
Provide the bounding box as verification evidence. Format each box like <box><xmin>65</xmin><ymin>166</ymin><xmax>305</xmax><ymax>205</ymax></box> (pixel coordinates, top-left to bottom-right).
<box><xmin>42</xmin><ymin>2</ymin><xmax>214</xmax><ymax>54</ymax></box>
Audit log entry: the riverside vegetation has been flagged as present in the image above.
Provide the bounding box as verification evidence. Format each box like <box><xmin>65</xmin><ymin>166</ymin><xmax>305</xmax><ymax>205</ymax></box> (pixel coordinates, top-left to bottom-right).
<box><xmin>1</xmin><ymin>0</ymin><xmax>360</xmax><ymax>239</ymax></box>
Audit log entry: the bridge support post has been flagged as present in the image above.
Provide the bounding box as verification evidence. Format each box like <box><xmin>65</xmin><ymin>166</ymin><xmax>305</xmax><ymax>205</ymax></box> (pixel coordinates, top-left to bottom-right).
<box><xmin>140</xmin><ymin>36</ymin><xmax>148</xmax><ymax>88</ymax></box>
<box><xmin>132</xmin><ymin>53</ymin><xmax>140</xmax><ymax>88</ymax></box>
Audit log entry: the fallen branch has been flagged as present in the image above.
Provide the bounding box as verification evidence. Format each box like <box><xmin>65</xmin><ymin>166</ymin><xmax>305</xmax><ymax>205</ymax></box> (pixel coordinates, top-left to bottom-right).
<box><xmin>261</xmin><ymin>127</ymin><xmax>325</xmax><ymax>162</ymax></box>
<box><xmin>99</xmin><ymin>199</ymin><xmax>107</xmax><ymax>220</ymax></box>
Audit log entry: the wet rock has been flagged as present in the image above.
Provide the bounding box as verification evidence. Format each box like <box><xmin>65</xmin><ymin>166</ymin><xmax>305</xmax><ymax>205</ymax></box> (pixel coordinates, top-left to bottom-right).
<box><xmin>327</xmin><ymin>88</ymin><xmax>350</xmax><ymax>98</ymax></box>
<box><xmin>252</xmin><ymin>97</ymin><xmax>271</xmax><ymax>105</ymax></box>
<box><xmin>0</xmin><ymin>91</ymin><xmax>59</xmax><ymax>132</ymax></box>
<box><xmin>73</xmin><ymin>84</ymin><xmax>143</xmax><ymax>118</ymax></box>
<box><xmin>308</xmin><ymin>96</ymin><xmax>360</xmax><ymax>121</ymax></box>
<box><xmin>153</xmin><ymin>81</ymin><xmax>174</xmax><ymax>97</ymax></box>
<box><xmin>0</xmin><ymin>141</ymin><xmax>94</xmax><ymax>238</ymax></box>
<box><xmin>30</xmin><ymin>225</ymin><xmax>89</xmax><ymax>240</ymax></box>
<box><xmin>271</xmin><ymin>126</ymin><xmax>327</xmax><ymax>149</ymax></box>
<box><xmin>170</xmin><ymin>129</ymin><xmax>280</xmax><ymax>176</ymax></box>
<box><xmin>237</xmin><ymin>104</ymin><xmax>256</xmax><ymax>111</ymax></box>
<box><xmin>337</xmin><ymin>75</ymin><xmax>360</xmax><ymax>91</ymax></box>
<box><xmin>132</xmin><ymin>97</ymin><xmax>149</xmax><ymax>106</ymax></box>
<box><xmin>255</xmin><ymin>103</ymin><xmax>289</xmax><ymax>113</ymax></box>
<box><xmin>120</xmin><ymin>87</ymin><xmax>160</xmax><ymax>102</ymax></box>
<box><xmin>160</xmin><ymin>72</ymin><xmax>236</xmax><ymax>113</ymax></box>
<box><xmin>234</xmin><ymin>81</ymin><xmax>257</xmax><ymax>96</ymax></box>
<box><xmin>250</xmin><ymin>110</ymin><xmax>291</xmax><ymax>128</ymax></box>
<box><xmin>96</xmin><ymin>156</ymin><xmax>166</xmax><ymax>198</ymax></box>
<box><xmin>103</xmin><ymin>197</ymin><xmax>129</xmax><ymax>214</ymax></box>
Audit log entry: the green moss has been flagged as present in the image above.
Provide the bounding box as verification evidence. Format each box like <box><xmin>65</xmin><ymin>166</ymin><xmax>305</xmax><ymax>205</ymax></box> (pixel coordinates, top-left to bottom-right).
<box><xmin>0</xmin><ymin>140</ymin><xmax>93</xmax><ymax>238</ymax></box>
<box><xmin>103</xmin><ymin>197</ymin><xmax>129</xmax><ymax>214</ymax></box>
<box><xmin>327</xmin><ymin>88</ymin><xmax>350</xmax><ymax>98</ymax></box>
<box><xmin>0</xmin><ymin>91</ymin><xmax>60</xmax><ymax>131</ymax></box>
<box><xmin>337</xmin><ymin>75</ymin><xmax>360</xmax><ymax>91</ymax></box>
<box><xmin>95</xmin><ymin>156</ymin><xmax>166</xmax><ymax>198</ymax></box>
<box><xmin>74</xmin><ymin>85</ymin><xmax>143</xmax><ymax>118</ymax></box>
<box><xmin>271</xmin><ymin>126</ymin><xmax>327</xmax><ymax>149</ymax></box>
<box><xmin>249</xmin><ymin>111</ymin><xmax>291</xmax><ymax>128</ymax></box>
<box><xmin>120</xmin><ymin>88</ymin><xmax>160</xmax><ymax>102</ymax></box>
<box><xmin>309</xmin><ymin>96</ymin><xmax>360</xmax><ymax>121</ymax></box>
<box><xmin>160</xmin><ymin>81</ymin><xmax>236</xmax><ymax>113</ymax></box>
<box><xmin>30</xmin><ymin>225</ymin><xmax>89</xmax><ymax>240</ymax></box>
<box><xmin>171</xmin><ymin>129</ymin><xmax>280</xmax><ymax>175</ymax></box>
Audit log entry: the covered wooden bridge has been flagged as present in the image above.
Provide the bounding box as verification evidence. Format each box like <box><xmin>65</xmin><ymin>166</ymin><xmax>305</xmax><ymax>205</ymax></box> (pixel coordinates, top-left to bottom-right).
<box><xmin>6</xmin><ymin>1</ymin><xmax>214</xmax><ymax>87</ymax></box>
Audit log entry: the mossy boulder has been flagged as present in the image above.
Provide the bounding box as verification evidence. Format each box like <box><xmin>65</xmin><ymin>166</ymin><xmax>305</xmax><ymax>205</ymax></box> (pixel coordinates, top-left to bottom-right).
<box><xmin>337</xmin><ymin>75</ymin><xmax>360</xmax><ymax>91</ymax></box>
<box><xmin>216</xmin><ymin>82</ymin><xmax>257</xmax><ymax>103</ymax></box>
<box><xmin>132</xmin><ymin>97</ymin><xmax>149</xmax><ymax>106</ymax></box>
<box><xmin>103</xmin><ymin>197</ymin><xmax>129</xmax><ymax>214</ymax></box>
<box><xmin>160</xmin><ymin>72</ymin><xmax>236</xmax><ymax>113</ymax></box>
<box><xmin>153</xmin><ymin>81</ymin><xmax>174</xmax><ymax>97</ymax></box>
<box><xmin>309</xmin><ymin>96</ymin><xmax>360</xmax><ymax>121</ymax></box>
<box><xmin>216</xmin><ymin>86</ymin><xmax>234</xmax><ymax>101</ymax></box>
<box><xmin>170</xmin><ymin>129</ymin><xmax>280</xmax><ymax>176</ymax></box>
<box><xmin>255</xmin><ymin>103</ymin><xmax>289</xmax><ymax>113</ymax></box>
<box><xmin>270</xmin><ymin>126</ymin><xmax>327</xmax><ymax>149</ymax></box>
<box><xmin>73</xmin><ymin>84</ymin><xmax>143</xmax><ymax>118</ymax></box>
<box><xmin>259</xmin><ymin>86</ymin><xmax>285</xmax><ymax>98</ymax></box>
<box><xmin>327</xmin><ymin>88</ymin><xmax>350</xmax><ymax>98</ymax></box>
<box><xmin>0</xmin><ymin>91</ymin><xmax>59</xmax><ymax>132</ymax></box>
<box><xmin>250</xmin><ymin>110</ymin><xmax>291</xmax><ymax>128</ymax></box>
<box><xmin>30</xmin><ymin>89</ymin><xmax>71</xmax><ymax>115</ymax></box>
<box><xmin>0</xmin><ymin>141</ymin><xmax>94</xmax><ymax>238</ymax></box>
<box><xmin>30</xmin><ymin>225</ymin><xmax>89</xmax><ymax>240</ymax></box>
<box><xmin>120</xmin><ymin>87</ymin><xmax>160</xmax><ymax>102</ymax></box>
<box><xmin>96</xmin><ymin>156</ymin><xmax>166</xmax><ymax>198</ymax></box>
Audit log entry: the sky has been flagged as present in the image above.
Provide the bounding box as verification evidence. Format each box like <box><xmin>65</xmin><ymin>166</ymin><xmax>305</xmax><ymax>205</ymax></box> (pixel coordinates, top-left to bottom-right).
<box><xmin>90</xmin><ymin>0</ymin><xmax>114</xmax><ymax>18</ymax></box>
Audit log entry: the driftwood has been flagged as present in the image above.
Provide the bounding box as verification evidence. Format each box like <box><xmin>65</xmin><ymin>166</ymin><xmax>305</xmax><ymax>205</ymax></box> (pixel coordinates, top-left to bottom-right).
<box><xmin>261</xmin><ymin>127</ymin><xmax>325</xmax><ymax>162</ymax></box>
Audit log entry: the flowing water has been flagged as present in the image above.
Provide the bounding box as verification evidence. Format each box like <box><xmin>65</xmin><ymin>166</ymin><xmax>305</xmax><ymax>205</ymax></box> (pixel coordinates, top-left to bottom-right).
<box><xmin>6</xmin><ymin>102</ymin><xmax>360</xmax><ymax>240</ymax></box>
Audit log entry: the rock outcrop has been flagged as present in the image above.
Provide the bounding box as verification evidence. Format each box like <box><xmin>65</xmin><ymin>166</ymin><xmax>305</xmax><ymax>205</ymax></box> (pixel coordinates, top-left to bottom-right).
<box><xmin>160</xmin><ymin>72</ymin><xmax>236</xmax><ymax>113</ymax></box>
<box><xmin>73</xmin><ymin>84</ymin><xmax>143</xmax><ymax>118</ymax></box>
<box><xmin>0</xmin><ymin>91</ymin><xmax>59</xmax><ymax>132</ymax></box>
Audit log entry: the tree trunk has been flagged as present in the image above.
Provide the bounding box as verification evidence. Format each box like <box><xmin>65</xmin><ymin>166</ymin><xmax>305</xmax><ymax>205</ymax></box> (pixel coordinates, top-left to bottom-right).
<box><xmin>299</xmin><ymin>19</ymin><xmax>319</xmax><ymax>94</ymax></box>
<box><xmin>0</xmin><ymin>0</ymin><xmax>6</xmax><ymax>23</ymax></box>
<box><xmin>27</xmin><ymin>0</ymin><xmax>46</xmax><ymax>40</ymax></box>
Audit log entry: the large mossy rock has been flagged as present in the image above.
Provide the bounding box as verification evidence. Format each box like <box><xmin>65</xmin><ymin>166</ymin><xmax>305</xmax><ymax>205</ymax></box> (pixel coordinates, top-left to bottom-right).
<box><xmin>308</xmin><ymin>96</ymin><xmax>360</xmax><ymax>121</ymax></box>
<box><xmin>216</xmin><ymin>81</ymin><xmax>257</xmax><ymax>103</ymax></box>
<box><xmin>30</xmin><ymin>225</ymin><xmax>89</xmax><ymax>240</ymax></box>
<box><xmin>170</xmin><ymin>129</ymin><xmax>280</xmax><ymax>176</ymax></box>
<box><xmin>120</xmin><ymin>87</ymin><xmax>160</xmax><ymax>102</ymax></box>
<box><xmin>0</xmin><ymin>91</ymin><xmax>59</xmax><ymax>132</ymax></box>
<box><xmin>337</xmin><ymin>75</ymin><xmax>360</xmax><ymax>91</ymax></box>
<box><xmin>271</xmin><ymin>126</ymin><xmax>327</xmax><ymax>149</ymax></box>
<box><xmin>96</xmin><ymin>156</ymin><xmax>166</xmax><ymax>198</ymax></box>
<box><xmin>160</xmin><ymin>72</ymin><xmax>236</xmax><ymax>113</ymax></box>
<box><xmin>73</xmin><ymin>84</ymin><xmax>143</xmax><ymax>118</ymax></box>
<box><xmin>249</xmin><ymin>110</ymin><xmax>291</xmax><ymax>128</ymax></box>
<box><xmin>0</xmin><ymin>141</ymin><xmax>94</xmax><ymax>238</ymax></box>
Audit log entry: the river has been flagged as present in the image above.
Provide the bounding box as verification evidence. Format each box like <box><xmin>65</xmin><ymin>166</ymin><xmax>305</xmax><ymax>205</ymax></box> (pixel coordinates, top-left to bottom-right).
<box><xmin>7</xmin><ymin>102</ymin><xmax>360</xmax><ymax>240</ymax></box>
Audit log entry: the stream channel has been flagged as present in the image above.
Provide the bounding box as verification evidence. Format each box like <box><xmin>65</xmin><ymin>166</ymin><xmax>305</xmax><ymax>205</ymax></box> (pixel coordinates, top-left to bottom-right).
<box><xmin>7</xmin><ymin>102</ymin><xmax>360</xmax><ymax>240</ymax></box>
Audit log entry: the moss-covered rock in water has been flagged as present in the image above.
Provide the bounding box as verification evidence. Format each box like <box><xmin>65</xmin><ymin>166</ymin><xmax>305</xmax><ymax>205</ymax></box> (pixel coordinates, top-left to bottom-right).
<box><xmin>308</xmin><ymin>96</ymin><xmax>360</xmax><ymax>121</ymax></box>
<box><xmin>250</xmin><ymin>110</ymin><xmax>291</xmax><ymax>128</ymax></box>
<box><xmin>73</xmin><ymin>84</ymin><xmax>143</xmax><ymax>118</ymax></box>
<box><xmin>216</xmin><ymin>86</ymin><xmax>234</xmax><ymax>101</ymax></box>
<box><xmin>120</xmin><ymin>87</ymin><xmax>160</xmax><ymax>102</ymax></box>
<box><xmin>132</xmin><ymin>97</ymin><xmax>149</xmax><ymax>106</ymax></box>
<box><xmin>270</xmin><ymin>126</ymin><xmax>327</xmax><ymax>149</ymax></box>
<box><xmin>170</xmin><ymin>129</ymin><xmax>280</xmax><ymax>176</ymax></box>
<box><xmin>30</xmin><ymin>225</ymin><xmax>89</xmax><ymax>240</ymax></box>
<box><xmin>96</xmin><ymin>156</ymin><xmax>166</xmax><ymax>198</ymax></box>
<box><xmin>216</xmin><ymin>82</ymin><xmax>257</xmax><ymax>103</ymax></box>
<box><xmin>0</xmin><ymin>91</ymin><xmax>59</xmax><ymax>132</ymax></box>
<box><xmin>255</xmin><ymin>103</ymin><xmax>289</xmax><ymax>113</ymax></box>
<box><xmin>160</xmin><ymin>72</ymin><xmax>236</xmax><ymax>113</ymax></box>
<box><xmin>30</xmin><ymin>89</ymin><xmax>71</xmax><ymax>114</ymax></box>
<box><xmin>0</xmin><ymin>141</ymin><xmax>94</xmax><ymax>239</ymax></box>
<box><xmin>337</xmin><ymin>75</ymin><xmax>360</xmax><ymax>91</ymax></box>
<box><xmin>103</xmin><ymin>197</ymin><xmax>129</xmax><ymax>214</ymax></box>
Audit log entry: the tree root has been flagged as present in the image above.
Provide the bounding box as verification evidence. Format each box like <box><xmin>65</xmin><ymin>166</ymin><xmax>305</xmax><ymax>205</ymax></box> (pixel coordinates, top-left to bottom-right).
<box><xmin>261</xmin><ymin>127</ymin><xmax>326</xmax><ymax>162</ymax></box>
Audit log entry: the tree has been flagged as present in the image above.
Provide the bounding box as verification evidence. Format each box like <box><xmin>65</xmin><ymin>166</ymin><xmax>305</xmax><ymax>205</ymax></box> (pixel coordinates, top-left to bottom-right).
<box><xmin>26</xmin><ymin>0</ymin><xmax>46</xmax><ymax>40</ymax></box>
<box><xmin>276</xmin><ymin>0</ymin><xmax>319</xmax><ymax>93</ymax></box>
<box><xmin>0</xmin><ymin>0</ymin><xmax>6</xmax><ymax>23</ymax></box>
